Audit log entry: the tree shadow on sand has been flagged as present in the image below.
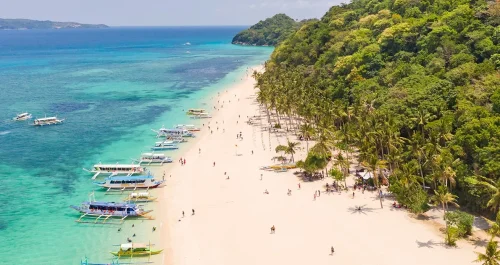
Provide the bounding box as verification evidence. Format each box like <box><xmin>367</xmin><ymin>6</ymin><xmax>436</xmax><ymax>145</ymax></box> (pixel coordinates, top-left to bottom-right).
<box><xmin>415</xmin><ymin>239</ymin><xmax>446</xmax><ymax>248</ymax></box>
<box><xmin>470</xmin><ymin>237</ymin><xmax>489</xmax><ymax>248</ymax></box>
<box><xmin>347</xmin><ymin>205</ymin><xmax>377</xmax><ymax>215</ymax></box>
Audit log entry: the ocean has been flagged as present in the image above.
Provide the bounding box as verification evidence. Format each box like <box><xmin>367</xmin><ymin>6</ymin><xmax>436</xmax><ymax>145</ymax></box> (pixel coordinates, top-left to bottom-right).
<box><xmin>0</xmin><ymin>27</ymin><xmax>272</xmax><ymax>264</ymax></box>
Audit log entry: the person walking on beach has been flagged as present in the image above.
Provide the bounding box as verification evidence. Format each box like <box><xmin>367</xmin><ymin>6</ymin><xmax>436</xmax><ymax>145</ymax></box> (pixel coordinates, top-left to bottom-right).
<box><xmin>192</xmin><ymin>209</ymin><xmax>195</xmax><ymax>215</ymax></box>
<box><xmin>353</xmin><ymin>191</ymin><xmax>355</xmax><ymax>198</ymax></box>
<box><xmin>199</xmin><ymin>148</ymin><xmax>201</xmax><ymax>154</ymax></box>
<box><xmin>184</xmin><ymin>158</ymin><xmax>186</xmax><ymax>165</ymax></box>
<box><xmin>331</xmin><ymin>246</ymin><xmax>334</xmax><ymax>255</ymax></box>
<box><xmin>260</xmin><ymin>174</ymin><xmax>263</xmax><ymax>180</ymax></box>
<box><xmin>213</xmin><ymin>162</ymin><xmax>215</xmax><ymax>167</ymax></box>
<box><xmin>182</xmin><ymin>211</ymin><xmax>185</xmax><ymax>218</ymax></box>
<box><xmin>298</xmin><ymin>183</ymin><xmax>301</xmax><ymax>189</ymax></box>
<box><xmin>271</xmin><ymin>225</ymin><xmax>275</xmax><ymax>234</ymax></box>
<box><xmin>314</xmin><ymin>193</ymin><xmax>317</xmax><ymax>200</ymax></box>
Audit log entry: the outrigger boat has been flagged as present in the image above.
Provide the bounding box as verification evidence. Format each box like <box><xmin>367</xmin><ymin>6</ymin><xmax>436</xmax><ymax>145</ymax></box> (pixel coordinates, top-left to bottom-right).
<box><xmin>163</xmin><ymin>135</ymin><xmax>188</xmax><ymax>143</ymax></box>
<box><xmin>152</xmin><ymin>127</ymin><xmax>195</xmax><ymax>138</ymax></box>
<box><xmin>112</xmin><ymin>243</ymin><xmax>163</xmax><ymax>257</ymax></box>
<box><xmin>81</xmin><ymin>258</ymin><xmax>153</xmax><ymax>265</ymax></box>
<box><xmin>190</xmin><ymin>113</ymin><xmax>212</xmax><ymax>119</ymax></box>
<box><xmin>83</xmin><ymin>163</ymin><xmax>146</xmax><ymax>180</ymax></box>
<box><xmin>94</xmin><ymin>175</ymin><xmax>164</xmax><ymax>190</ymax></box>
<box><xmin>151</xmin><ymin>141</ymin><xmax>179</xmax><ymax>151</ymax></box>
<box><xmin>12</xmin><ymin>112</ymin><xmax>32</xmax><ymax>121</ymax></box>
<box><xmin>135</xmin><ymin>153</ymin><xmax>172</xmax><ymax>165</ymax></box>
<box><xmin>186</xmin><ymin>108</ymin><xmax>206</xmax><ymax>115</ymax></box>
<box><xmin>33</xmin><ymin>116</ymin><xmax>64</xmax><ymax>126</ymax></box>
<box><xmin>71</xmin><ymin>194</ymin><xmax>153</xmax><ymax>224</ymax></box>
<box><xmin>174</xmin><ymin>124</ymin><xmax>200</xmax><ymax>132</ymax></box>
<box><xmin>124</xmin><ymin>191</ymin><xmax>157</xmax><ymax>203</ymax></box>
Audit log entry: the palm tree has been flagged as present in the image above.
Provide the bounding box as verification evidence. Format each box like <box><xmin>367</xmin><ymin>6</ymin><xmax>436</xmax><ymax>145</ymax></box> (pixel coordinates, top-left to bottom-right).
<box><xmin>299</xmin><ymin>123</ymin><xmax>314</xmax><ymax>152</ymax></box>
<box><xmin>475</xmin><ymin>240</ymin><xmax>500</xmax><ymax>265</ymax></box>
<box><xmin>275</xmin><ymin>141</ymin><xmax>300</xmax><ymax>162</ymax></box>
<box><xmin>362</xmin><ymin>153</ymin><xmax>387</xmax><ymax>208</ymax></box>
<box><xmin>476</xmin><ymin>176</ymin><xmax>500</xmax><ymax>213</ymax></box>
<box><xmin>431</xmin><ymin>185</ymin><xmax>459</xmax><ymax>216</ymax></box>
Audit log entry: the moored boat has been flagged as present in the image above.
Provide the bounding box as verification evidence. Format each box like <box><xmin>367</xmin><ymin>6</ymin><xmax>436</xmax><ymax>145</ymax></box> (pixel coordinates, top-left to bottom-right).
<box><xmin>71</xmin><ymin>200</ymin><xmax>153</xmax><ymax>223</ymax></box>
<box><xmin>136</xmin><ymin>153</ymin><xmax>172</xmax><ymax>165</ymax></box>
<box><xmin>93</xmin><ymin>175</ymin><xmax>164</xmax><ymax>190</ymax></box>
<box><xmin>83</xmin><ymin>164</ymin><xmax>146</xmax><ymax>180</ymax></box>
<box><xmin>175</xmin><ymin>124</ymin><xmax>200</xmax><ymax>131</ymax></box>
<box><xmin>111</xmin><ymin>243</ymin><xmax>163</xmax><ymax>257</ymax></box>
<box><xmin>153</xmin><ymin>127</ymin><xmax>194</xmax><ymax>138</ymax></box>
<box><xmin>151</xmin><ymin>141</ymin><xmax>179</xmax><ymax>151</ymax></box>
<box><xmin>13</xmin><ymin>112</ymin><xmax>32</xmax><ymax>121</ymax></box>
<box><xmin>124</xmin><ymin>191</ymin><xmax>157</xmax><ymax>203</ymax></box>
<box><xmin>33</xmin><ymin>116</ymin><xmax>64</xmax><ymax>126</ymax></box>
<box><xmin>186</xmin><ymin>108</ymin><xmax>206</xmax><ymax>115</ymax></box>
<box><xmin>190</xmin><ymin>113</ymin><xmax>212</xmax><ymax>119</ymax></box>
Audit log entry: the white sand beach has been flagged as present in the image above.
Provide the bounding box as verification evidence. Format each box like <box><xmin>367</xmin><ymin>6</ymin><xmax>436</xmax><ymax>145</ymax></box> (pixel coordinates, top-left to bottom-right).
<box><xmin>149</xmin><ymin>66</ymin><xmax>480</xmax><ymax>265</ymax></box>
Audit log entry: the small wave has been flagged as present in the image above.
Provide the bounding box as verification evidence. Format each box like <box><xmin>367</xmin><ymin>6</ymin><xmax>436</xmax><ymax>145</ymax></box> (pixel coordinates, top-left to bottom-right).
<box><xmin>0</xmin><ymin>130</ymin><xmax>11</xmax><ymax>136</ymax></box>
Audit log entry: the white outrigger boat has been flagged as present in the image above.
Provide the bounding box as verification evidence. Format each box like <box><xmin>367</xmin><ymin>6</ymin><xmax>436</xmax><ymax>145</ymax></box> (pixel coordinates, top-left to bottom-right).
<box><xmin>13</xmin><ymin>112</ymin><xmax>32</xmax><ymax>121</ymax></box>
<box><xmin>136</xmin><ymin>153</ymin><xmax>173</xmax><ymax>165</ymax></box>
<box><xmin>83</xmin><ymin>163</ymin><xmax>146</xmax><ymax>180</ymax></box>
<box><xmin>190</xmin><ymin>113</ymin><xmax>212</xmax><ymax>119</ymax></box>
<box><xmin>174</xmin><ymin>124</ymin><xmax>200</xmax><ymax>132</ymax></box>
<box><xmin>33</xmin><ymin>116</ymin><xmax>64</xmax><ymax>126</ymax></box>
<box><xmin>93</xmin><ymin>175</ymin><xmax>164</xmax><ymax>190</ymax></box>
<box><xmin>151</xmin><ymin>141</ymin><xmax>179</xmax><ymax>151</ymax></box>
<box><xmin>124</xmin><ymin>191</ymin><xmax>157</xmax><ymax>203</ymax></box>
<box><xmin>152</xmin><ymin>127</ymin><xmax>195</xmax><ymax>138</ymax></box>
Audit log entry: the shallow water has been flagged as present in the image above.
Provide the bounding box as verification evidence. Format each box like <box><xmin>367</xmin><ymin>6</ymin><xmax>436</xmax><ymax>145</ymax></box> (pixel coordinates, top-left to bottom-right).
<box><xmin>0</xmin><ymin>27</ymin><xmax>272</xmax><ymax>264</ymax></box>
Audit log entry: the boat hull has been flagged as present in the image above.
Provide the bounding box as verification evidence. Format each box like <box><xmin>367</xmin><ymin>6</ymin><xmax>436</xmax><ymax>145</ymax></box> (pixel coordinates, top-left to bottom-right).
<box><xmin>111</xmin><ymin>249</ymin><xmax>163</xmax><ymax>257</ymax></box>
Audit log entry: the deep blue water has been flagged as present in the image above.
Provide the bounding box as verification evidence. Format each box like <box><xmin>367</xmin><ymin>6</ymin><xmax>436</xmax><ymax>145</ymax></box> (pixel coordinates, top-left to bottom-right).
<box><xmin>0</xmin><ymin>27</ymin><xmax>272</xmax><ymax>264</ymax></box>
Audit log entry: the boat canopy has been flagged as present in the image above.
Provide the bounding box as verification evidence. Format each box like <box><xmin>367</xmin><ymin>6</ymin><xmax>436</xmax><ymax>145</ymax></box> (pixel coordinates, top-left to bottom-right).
<box><xmin>120</xmin><ymin>243</ymin><xmax>148</xmax><ymax>250</ymax></box>
<box><xmin>17</xmin><ymin>113</ymin><xmax>29</xmax><ymax>117</ymax></box>
<box><xmin>35</xmin><ymin>117</ymin><xmax>57</xmax><ymax>121</ymax></box>
<box><xmin>94</xmin><ymin>164</ymin><xmax>142</xmax><ymax>168</ymax></box>
<box><xmin>142</xmin><ymin>153</ymin><xmax>165</xmax><ymax>157</ymax></box>
<box><xmin>88</xmin><ymin>201</ymin><xmax>137</xmax><ymax>207</ymax></box>
<box><xmin>105</xmin><ymin>175</ymin><xmax>154</xmax><ymax>181</ymax></box>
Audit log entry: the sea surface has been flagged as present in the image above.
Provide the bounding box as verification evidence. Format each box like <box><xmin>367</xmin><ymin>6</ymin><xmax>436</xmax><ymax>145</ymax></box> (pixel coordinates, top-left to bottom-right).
<box><xmin>0</xmin><ymin>27</ymin><xmax>272</xmax><ymax>264</ymax></box>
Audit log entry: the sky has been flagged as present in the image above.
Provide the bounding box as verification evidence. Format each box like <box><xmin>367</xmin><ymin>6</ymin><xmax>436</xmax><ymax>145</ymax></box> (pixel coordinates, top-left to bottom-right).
<box><xmin>0</xmin><ymin>0</ymin><xmax>345</xmax><ymax>26</ymax></box>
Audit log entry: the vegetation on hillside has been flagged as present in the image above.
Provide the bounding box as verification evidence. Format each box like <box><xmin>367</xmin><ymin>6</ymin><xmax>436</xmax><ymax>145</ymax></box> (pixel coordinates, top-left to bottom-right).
<box><xmin>0</xmin><ymin>18</ymin><xmax>108</xmax><ymax>30</ymax></box>
<box><xmin>232</xmin><ymin>14</ymin><xmax>314</xmax><ymax>46</ymax></box>
<box><xmin>255</xmin><ymin>0</ymin><xmax>500</xmax><ymax>222</ymax></box>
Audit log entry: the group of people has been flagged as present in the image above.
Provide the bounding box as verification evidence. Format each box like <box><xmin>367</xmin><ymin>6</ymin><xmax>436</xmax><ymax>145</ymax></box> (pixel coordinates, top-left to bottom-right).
<box><xmin>179</xmin><ymin>157</ymin><xmax>187</xmax><ymax>165</ymax></box>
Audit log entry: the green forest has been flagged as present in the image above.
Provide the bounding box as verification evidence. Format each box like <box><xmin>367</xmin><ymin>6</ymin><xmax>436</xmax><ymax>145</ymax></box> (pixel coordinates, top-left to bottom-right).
<box><xmin>255</xmin><ymin>0</ymin><xmax>500</xmax><ymax>220</ymax></box>
<box><xmin>232</xmin><ymin>14</ymin><xmax>302</xmax><ymax>46</ymax></box>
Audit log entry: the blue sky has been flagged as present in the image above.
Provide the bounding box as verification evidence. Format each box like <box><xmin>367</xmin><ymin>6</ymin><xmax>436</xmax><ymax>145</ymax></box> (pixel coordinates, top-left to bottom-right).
<box><xmin>0</xmin><ymin>0</ymin><xmax>344</xmax><ymax>26</ymax></box>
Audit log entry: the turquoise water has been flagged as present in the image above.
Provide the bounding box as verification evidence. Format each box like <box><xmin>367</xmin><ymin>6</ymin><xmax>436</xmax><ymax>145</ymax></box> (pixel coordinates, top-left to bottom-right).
<box><xmin>0</xmin><ymin>27</ymin><xmax>272</xmax><ymax>264</ymax></box>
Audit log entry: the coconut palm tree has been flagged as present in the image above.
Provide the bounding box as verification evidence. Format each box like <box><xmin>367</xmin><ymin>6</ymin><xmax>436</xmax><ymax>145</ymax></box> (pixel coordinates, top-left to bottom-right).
<box><xmin>476</xmin><ymin>176</ymin><xmax>500</xmax><ymax>213</ymax></box>
<box><xmin>275</xmin><ymin>141</ymin><xmax>300</xmax><ymax>162</ymax></box>
<box><xmin>475</xmin><ymin>240</ymin><xmax>500</xmax><ymax>265</ymax></box>
<box><xmin>431</xmin><ymin>185</ymin><xmax>459</xmax><ymax>215</ymax></box>
<box><xmin>299</xmin><ymin>123</ymin><xmax>315</xmax><ymax>152</ymax></box>
<box><xmin>362</xmin><ymin>153</ymin><xmax>387</xmax><ymax>208</ymax></box>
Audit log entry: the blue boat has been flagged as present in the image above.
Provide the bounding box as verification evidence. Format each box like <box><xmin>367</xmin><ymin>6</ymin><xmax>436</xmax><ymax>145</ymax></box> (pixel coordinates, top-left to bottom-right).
<box><xmin>93</xmin><ymin>175</ymin><xmax>164</xmax><ymax>190</ymax></box>
<box><xmin>71</xmin><ymin>199</ymin><xmax>153</xmax><ymax>224</ymax></box>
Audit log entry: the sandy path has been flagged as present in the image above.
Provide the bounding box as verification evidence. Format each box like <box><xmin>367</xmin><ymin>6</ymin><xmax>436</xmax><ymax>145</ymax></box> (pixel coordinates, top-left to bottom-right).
<box><xmin>149</xmin><ymin>67</ymin><xmax>479</xmax><ymax>265</ymax></box>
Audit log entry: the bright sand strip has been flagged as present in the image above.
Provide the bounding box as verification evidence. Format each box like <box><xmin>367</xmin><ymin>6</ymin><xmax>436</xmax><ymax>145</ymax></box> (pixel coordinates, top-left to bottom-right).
<box><xmin>150</xmin><ymin>66</ymin><xmax>479</xmax><ymax>265</ymax></box>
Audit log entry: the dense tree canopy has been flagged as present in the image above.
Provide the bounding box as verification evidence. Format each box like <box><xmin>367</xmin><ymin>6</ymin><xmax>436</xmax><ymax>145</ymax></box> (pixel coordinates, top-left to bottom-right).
<box><xmin>232</xmin><ymin>14</ymin><xmax>314</xmax><ymax>46</ymax></box>
<box><xmin>255</xmin><ymin>0</ymin><xmax>500</xmax><ymax>214</ymax></box>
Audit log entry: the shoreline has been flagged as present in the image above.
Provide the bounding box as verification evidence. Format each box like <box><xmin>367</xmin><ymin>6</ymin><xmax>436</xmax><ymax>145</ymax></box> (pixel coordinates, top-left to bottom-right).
<box><xmin>147</xmin><ymin>65</ymin><xmax>262</xmax><ymax>265</ymax></box>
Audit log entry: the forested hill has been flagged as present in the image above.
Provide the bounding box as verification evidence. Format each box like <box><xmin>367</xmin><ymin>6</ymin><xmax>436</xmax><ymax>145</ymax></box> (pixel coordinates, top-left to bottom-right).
<box><xmin>256</xmin><ymin>0</ymin><xmax>500</xmax><ymax>214</ymax></box>
<box><xmin>232</xmin><ymin>14</ymin><xmax>305</xmax><ymax>46</ymax></box>
<box><xmin>0</xmin><ymin>18</ymin><xmax>108</xmax><ymax>30</ymax></box>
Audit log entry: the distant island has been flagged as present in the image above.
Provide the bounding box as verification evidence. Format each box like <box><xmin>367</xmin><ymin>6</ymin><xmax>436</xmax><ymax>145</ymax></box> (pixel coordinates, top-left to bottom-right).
<box><xmin>0</xmin><ymin>18</ymin><xmax>108</xmax><ymax>30</ymax></box>
<box><xmin>232</xmin><ymin>14</ymin><xmax>315</xmax><ymax>46</ymax></box>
